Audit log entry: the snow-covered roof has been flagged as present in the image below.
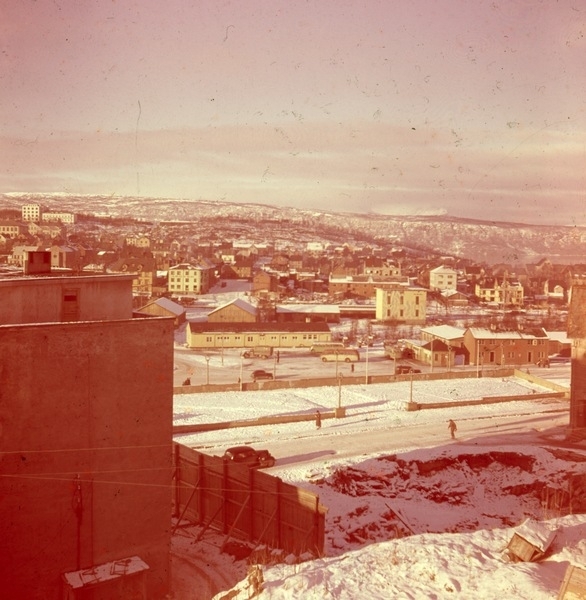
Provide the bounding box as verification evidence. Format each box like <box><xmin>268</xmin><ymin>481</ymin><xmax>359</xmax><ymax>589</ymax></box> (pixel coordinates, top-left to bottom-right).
<box><xmin>151</xmin><ymin>297</ymin><xmax>185</xmax><ymax>316</ymax></box>
<box><xmin>208</xmin><ymin>297</ymin><xmax>257</xmax><ymax>316</ymax></box>
<box><xmin>420</xmin><ymin>325</ymin><xmax>466</xmax><ymax>340</ymax></box>
<box><xmin>467</xmin><ymin>327</ymin><xmax>547</xmax><ymax>340</ymax></box>
<box><xmin>545</xmin><ymin>330</ymin><xmax>571</xmax><ymax>344</ymax></box>
<box><xmin>514</xmin><ymin>518</ymin><xmax>557</xmax><ymax>553</ymax></box>
<box><xmin>276</xmin><ymin>304</ymin><xmax>340</xmax><ymax>315</ymax></box>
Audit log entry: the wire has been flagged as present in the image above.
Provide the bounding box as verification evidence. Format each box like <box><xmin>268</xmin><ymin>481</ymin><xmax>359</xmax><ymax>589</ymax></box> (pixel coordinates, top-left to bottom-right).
<box><xmin>0</xmin><ymin>442</ymin><xmax>174</xmax><ymax>456</ymax></box>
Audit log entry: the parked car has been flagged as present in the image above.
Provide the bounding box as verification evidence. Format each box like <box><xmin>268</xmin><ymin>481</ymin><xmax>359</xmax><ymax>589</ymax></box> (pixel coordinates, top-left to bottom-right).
<box><xmin>548</xmin><ymin>354</ymin><xmax>570</xmax><ymax>364</ymax></box>
<box><xmin>222</xmin><ymin>446</ymin><xmax>276</xmax><ymax>469</ymax></box>
<box><xmin>251</xmin><ymin>369</ymin><xmax>274</xmax><ymax>382</ymax></box>
<box><xmin>396</xmin><ymin>365</ymin><xmax>421</xmax><ymax>374</ymax></box>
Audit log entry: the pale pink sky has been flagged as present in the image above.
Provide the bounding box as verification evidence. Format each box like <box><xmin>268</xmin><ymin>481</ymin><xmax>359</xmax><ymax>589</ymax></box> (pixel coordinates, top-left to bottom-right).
<box><xmin>2</xmin><ymin>0</ymin><xmax>585</xmax><ymax>225</ymax></box>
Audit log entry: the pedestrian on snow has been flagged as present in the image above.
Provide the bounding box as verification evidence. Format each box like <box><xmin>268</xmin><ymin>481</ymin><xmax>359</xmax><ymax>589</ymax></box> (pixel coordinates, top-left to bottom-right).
<box><xmin>315</xmin><ymin>410</ymin><xmax>322</xmax><ymax>429</ymax></box>
<box><xmin>276</xmin><ymin>351</ymin><xmax>280</xmax><ymax>364</ymax></box>
<box><xmin>448</xmin><ymin>419</ymin><xmax>457</xmax><ymax>439</ymax></box>
<box><xmin>351</xmin><ymin>363</ymin><xmax>355</xmax><ymax>373</ymax></box>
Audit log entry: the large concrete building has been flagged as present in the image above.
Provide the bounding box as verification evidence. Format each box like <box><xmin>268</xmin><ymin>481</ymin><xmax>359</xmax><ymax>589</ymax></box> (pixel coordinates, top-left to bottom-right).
<box><xmin>568</xmin><ymin>283</ymin><xmax>586</xmax><ymax>429</ymax></box>
<box><xmin>0</xmin><ymin>268</ymin><xmax>174</xmax><ymax>599</ymax></box>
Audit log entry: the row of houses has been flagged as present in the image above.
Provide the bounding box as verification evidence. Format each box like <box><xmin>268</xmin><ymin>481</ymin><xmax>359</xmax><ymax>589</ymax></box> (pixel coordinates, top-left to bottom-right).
<box><xmin>173</xmin><ymin>295</ymin><xmax>567</xmax><ymax>368</ymax></box>
<box><xmin>403</xmin><ymin>324</ymin><xmax>562</xmax><ymax>369</ymax></box>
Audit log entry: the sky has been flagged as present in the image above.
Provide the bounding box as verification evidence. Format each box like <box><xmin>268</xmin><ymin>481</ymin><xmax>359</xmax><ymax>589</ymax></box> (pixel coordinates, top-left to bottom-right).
<box><xmin>168</xmin><ymin>360</ymin><xmax>586</xmax><ymax>599</ymax></box>
<box><xmin>2</xmin><ymin>1</ymin><xmax>586</xmax><ymax>226</ymax></box>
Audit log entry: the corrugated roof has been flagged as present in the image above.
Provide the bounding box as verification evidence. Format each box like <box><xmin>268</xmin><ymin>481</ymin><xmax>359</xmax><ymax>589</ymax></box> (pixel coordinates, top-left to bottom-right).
<box><xmin>276</xmin><ymin>304</ymin><xmax>340</xmax><ymax>314</ymax></box>
<box><xmin>208</xmin><ymin>297</ymin><xmax>257</xmax><ymax>316</ymax></box>
<box><xmin>188</xmin><ymin>321</ymin><xmax>331</xmax><ymax>334</ymax></box>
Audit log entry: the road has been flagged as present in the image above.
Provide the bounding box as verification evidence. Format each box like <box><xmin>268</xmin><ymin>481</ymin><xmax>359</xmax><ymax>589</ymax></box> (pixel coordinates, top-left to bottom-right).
<box><xmin>173</xmin><ymin>344</ymin><xmax>569</xmax><ymax>387</ymax></box>
<box><xmin>257</xmin><ymin>405</ymin><xmax>571</xmax><ymax>473</ymax></box>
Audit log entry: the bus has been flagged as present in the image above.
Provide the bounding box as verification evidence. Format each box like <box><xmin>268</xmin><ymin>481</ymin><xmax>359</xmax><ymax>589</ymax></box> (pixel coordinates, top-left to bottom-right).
<box><xmin>310</xmin><ymin>342</ymin><xmax>346</xmax><ymax>354</ymax></box>
<box><xmin>320</xmin><ymin>349</ymin><xmax>360</xmax><ymax>363</ymax></box>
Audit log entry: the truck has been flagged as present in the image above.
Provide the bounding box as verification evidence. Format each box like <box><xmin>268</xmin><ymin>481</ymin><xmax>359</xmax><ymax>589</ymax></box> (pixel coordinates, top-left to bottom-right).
<box><xmin>242</xmin><ymin>346</ymin><xmax>273</xmax><ymax>359</ymax></box>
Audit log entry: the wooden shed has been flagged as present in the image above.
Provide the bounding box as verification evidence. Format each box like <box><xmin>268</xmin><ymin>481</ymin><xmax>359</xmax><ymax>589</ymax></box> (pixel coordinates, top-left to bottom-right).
<box><xmin>134</xmin><ymin>297</ymin><xmax>186</xmax><ymax>326</ymax></box>
<box><xmin>506</xmin><ymin>518</ymin><xmax>557</xmax><ymax>562</ymax></box>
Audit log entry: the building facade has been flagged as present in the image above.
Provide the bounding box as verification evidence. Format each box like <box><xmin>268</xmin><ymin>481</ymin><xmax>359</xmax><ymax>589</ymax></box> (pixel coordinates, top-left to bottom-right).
<box><xmin>0</xmin><ymin>272</ymin><xmax>174</xmax><ymax>599</ymax></box>
<box><xmin>375</xmin><ymin>285</ymin><xmax>427</xmax><ymax>324</ymax></box>
<box><xmin>462</xmin><ymin>327</ymin><xmax>550</xmax><ymax>368</ymax></box>
<box><xmin>186</xmin><ymin>321</ymin><xmax>332</xmax><ymax>349</ymax></box>
<box><xmin>168</xmin><ymin>262</ymin><xmax>211</xmax><ymax>295</ymax></box>
<box><xmin>22</xmin><ymin>202</ymin><xmax>40</xmax><ymax>222</ymax></box>
<box><xmin>429</xmin><ymin>265</ymin><xmax>458</xmax><ymax>291</ymax></box>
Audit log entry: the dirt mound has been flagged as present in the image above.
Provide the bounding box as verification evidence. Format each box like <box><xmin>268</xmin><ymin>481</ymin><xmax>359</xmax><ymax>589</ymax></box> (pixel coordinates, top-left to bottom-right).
<box><xmin>321</xmin><ymin>449</ymin><xmax>585</xmax><ymax>549</ymax></box>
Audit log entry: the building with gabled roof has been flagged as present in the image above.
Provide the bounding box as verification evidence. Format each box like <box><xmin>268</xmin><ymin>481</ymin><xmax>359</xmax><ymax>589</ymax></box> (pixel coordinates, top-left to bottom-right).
<box><xmin>463</xmin><ymin>326</ymin><xmax>549</xmax><ymax>368</ymax></box>
<box><xmin>135</xmin><ymin>296</ymin><xmax>186</xmax><ymax>326</ymax></box>
<box><xmin>207</xmin><ymin>297</ymin><xmax>258</xmax><ymax>323</ymax></box>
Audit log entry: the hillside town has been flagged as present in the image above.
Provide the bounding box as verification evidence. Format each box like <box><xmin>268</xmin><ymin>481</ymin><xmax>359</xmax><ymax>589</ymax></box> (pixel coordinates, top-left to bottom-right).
<box><xmin>1</xmin><ymin>200</ymin><xmax>586</xmax><ymax>599</ymax></box>
<box><xmin>0</xmin><ymin>201</ymin><xmax>579</xmax><ymax>366</ymax></box>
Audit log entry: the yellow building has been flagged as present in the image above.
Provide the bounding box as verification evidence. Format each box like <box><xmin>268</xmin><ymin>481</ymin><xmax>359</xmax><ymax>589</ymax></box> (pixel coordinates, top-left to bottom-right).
<box><xmin>375</xmin><ymin>285</ymin><xmax>427</xmax><ymax>324</ymax></box>
<box><xmin>168</xmin><ymin>262</ymin><xmax>211</xmax><ymax>295</ymax></box>
<box><xmin>186</xmin><ymin>322</ymin><xmax>332</xmax><ymax>349</ymax></box>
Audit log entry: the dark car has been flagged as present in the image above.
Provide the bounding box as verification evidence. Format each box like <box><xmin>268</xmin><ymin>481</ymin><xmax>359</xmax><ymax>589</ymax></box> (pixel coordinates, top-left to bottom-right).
<box><xmin>222</xmin><ymin>445</ymin><xmax>276</xmax><ymax>469</ymax></box>
<box><xmin>396</xmin><ymin>365</ymin><xmax>421</xmax><ymax>374</ymax></box>
<box><xmin>251</xmin><ymin>369</ymin><xmax>274</xmax><ymax>382</ymax></box>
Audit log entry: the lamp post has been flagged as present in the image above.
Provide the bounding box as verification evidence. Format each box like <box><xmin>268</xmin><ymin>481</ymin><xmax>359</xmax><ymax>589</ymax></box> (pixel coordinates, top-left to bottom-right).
<box><xmin>335</xmin><ymin>350</ymin><xmax>339</xmax><ymax>379</ymax></box>
<box><xmin>239</xmin><ymin>352</ymin><xmax>243</xmax><ymax>391</ymax></box>
<box><xmin>335</xmin><ymin>373</ymin><xmax>346</xmax><ymax>418</ymax></box>
<box><xmin>476</xmin><ymin>339</ymin><xmax>481</xmax><ymax>378</ymax></box>
<box><xmin>364</xmin><ymin>335</ymin><xmax>373</xmax><ymax>384</ymax></box>
<box><xmin>205</xmin><ymin>355</ymin><xmax>210</xmax><ymax>385</ymax></box>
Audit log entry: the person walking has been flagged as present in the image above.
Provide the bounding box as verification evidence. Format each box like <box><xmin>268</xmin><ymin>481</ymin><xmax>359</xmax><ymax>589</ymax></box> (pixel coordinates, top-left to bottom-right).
<box><xmin>448</xmin><ymin>419</ymin><xmax>457</xmax><ymax>439</ymax></box>
<box><xmin>315</xmin><ymin>410</ymin><xmax>322</xmax><ymax>429</ymax></box>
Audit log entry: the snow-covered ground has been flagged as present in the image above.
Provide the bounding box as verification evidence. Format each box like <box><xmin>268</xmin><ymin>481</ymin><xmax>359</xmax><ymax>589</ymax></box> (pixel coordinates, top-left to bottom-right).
<box><xmin>170</xmin><ymin>360</ymin><xmax>586</xmax><ymax>600</ymax></box>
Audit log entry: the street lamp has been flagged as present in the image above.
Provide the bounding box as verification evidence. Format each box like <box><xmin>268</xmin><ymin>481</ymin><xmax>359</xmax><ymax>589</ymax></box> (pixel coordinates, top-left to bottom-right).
<box><xmin>476</xmin><ymin>339</ymin><xmax>481</xmax><ymax>378</ymax></box>
<box><xmin>364</xmin><ymin>335</ymin><xmax>373</xmax><ymax>384</ymax></box>
<box><xmin>430</xmin><ymin>337</ymin><xmax>434</xmax><ymax>374</ymax></box>
<box><xmin>239</xmin><ymin>352</ymin><xmax>243</xmax><ymax>391</ymax></box>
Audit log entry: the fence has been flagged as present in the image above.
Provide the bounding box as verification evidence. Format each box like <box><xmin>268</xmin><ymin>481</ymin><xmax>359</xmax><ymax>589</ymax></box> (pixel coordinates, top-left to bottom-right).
<box><xmin>174</xmin><ymin>367</ymin><xmax>519</xmax><ymax>395</ymax></box>
<box><xmin>173</xmin><ymin>443</ymin><xmax>326</xmax><ymax>556</ymax></box>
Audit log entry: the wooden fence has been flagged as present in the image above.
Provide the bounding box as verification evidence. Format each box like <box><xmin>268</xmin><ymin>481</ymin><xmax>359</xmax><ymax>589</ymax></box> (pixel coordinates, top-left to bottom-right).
<box><xmin>173</xmin><ymin>443</ymin><xmax>327</xmax><ymax>556</ymax></box>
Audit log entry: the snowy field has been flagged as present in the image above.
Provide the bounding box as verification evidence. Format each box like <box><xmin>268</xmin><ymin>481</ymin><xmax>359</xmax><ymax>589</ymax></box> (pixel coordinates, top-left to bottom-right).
<box><xmin>169</xmin><ymin>365</ymin><xmax>586</xmax><ymax>599</ymax></box>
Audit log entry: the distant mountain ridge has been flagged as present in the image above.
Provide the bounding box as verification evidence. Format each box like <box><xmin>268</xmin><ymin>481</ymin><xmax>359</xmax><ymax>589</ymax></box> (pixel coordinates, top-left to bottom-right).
<box><xmin>3</xmin><ymin>193</ymin><xmax>586</xmax><ymax>265</ymax></box>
